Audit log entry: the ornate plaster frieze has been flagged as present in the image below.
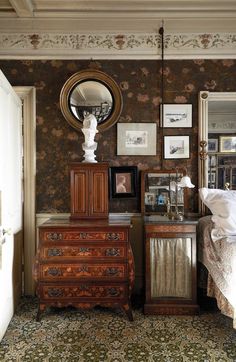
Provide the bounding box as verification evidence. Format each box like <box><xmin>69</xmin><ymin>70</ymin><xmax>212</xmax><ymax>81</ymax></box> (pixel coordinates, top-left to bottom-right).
<box><xmin>0</xmin><ymin>32</ymin><xmax>236</xmax><ymax>59</ymax></box>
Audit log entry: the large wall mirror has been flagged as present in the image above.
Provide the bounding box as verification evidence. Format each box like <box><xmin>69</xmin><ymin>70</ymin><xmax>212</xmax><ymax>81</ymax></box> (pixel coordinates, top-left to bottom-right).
<box><xmin>198</xmin><ymin>91</ymin><xmax>236</xmax><ymax>213</ymax></box>
<box><xmin>60</xmin><ymin>69</ymin><xmax>123</xmax><ymax>132</ymax></box>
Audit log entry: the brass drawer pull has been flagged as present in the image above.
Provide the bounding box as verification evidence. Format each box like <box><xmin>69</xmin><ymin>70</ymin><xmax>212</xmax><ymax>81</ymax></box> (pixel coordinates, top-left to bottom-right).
<box><xmin>48</xmin><ymin>288</ymin><xmax>63</xmax><ymax>297</ymax></box>
<box><xmin>47</xmin><ymin>233</ymin><xmax>63</xmax><ymax>241</ymax></box>
<box><xmin>47</xmin><ymin>248</ymin><xmax>63</xmax><ymax>257</ymax></box>
<box><xmin>106</xmin><ymin>233</ymin><xmax>120</xmax><ymax>240</ymax></box>
<box><xmin>47</xmin><ymin>268</ymin><xmax>62</xmax><ymax>277</ymax></box>
<box><xmin>108</xmin><ymin>288</ymin><xmax>120</xmax><ymax>297</ymax></box>
<box><xmin>105</xmin><ymin>267</ymin><xmax>119</xmax><ymax>276</ymax></box>
<box><xmin>105</xmin><ymin>248</ymin><xmax>120</xmax><ymax>257</ymax></box>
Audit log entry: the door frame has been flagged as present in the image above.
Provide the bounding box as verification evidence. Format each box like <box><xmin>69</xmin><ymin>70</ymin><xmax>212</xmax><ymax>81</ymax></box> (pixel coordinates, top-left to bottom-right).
<box><xmin>14</xmin><ymin>86</ymin><xmax>36</xmax><ymax>296</ymax></box>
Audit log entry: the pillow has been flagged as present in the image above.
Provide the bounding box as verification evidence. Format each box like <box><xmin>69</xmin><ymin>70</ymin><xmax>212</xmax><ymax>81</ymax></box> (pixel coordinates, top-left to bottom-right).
<box><xmin>199</xmin><ymin>188</ymin><xmax>236</xmax><ymax>242</ymax></box>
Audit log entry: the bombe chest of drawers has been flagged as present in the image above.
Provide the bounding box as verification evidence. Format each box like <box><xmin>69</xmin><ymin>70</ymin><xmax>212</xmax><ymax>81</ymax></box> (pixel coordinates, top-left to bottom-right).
<box><xmin>34</xmin><ymin>219</ymin><xmax>134</xmax><ymax>321</ymax></box>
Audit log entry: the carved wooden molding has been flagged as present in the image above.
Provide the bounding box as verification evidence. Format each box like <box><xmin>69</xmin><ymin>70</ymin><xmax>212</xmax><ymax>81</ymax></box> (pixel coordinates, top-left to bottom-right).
<box><xmin>1</xmin><ymin>32</ymin><xmax>236</xmax><ymax>58</ymax></box>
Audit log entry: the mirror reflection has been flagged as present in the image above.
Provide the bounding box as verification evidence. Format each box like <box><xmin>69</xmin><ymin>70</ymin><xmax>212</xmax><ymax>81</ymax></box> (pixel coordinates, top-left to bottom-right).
<box><xmin>198</xmin><ymin>91</ymin><xmax>236</xmax><ymax>213</ymax></box>
<box><xmin>69</xmin><ymin>80</ymin><xmax>113</xmax><ymax>124</ymax></box>
<box><xmin>60</xmin><ymin>69</ymin><xmax>123</xmax><ymax>132</ymax></box>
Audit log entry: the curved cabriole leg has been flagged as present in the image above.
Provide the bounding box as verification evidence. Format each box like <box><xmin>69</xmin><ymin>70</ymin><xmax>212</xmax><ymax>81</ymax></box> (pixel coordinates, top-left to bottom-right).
<box><xmin>122</xmin><ymin>303</ymin><xmax>133</xmax><ymax>321</ymax></box>
<box><xmin>36</xmin><ymin>304</ymin><xmax>46</xmax><ymax>322</ymax></box>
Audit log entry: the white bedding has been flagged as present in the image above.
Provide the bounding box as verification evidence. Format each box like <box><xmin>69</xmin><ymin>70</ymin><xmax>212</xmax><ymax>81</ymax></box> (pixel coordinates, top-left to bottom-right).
<box><xmin>198</xmin><ymin>216</ymin><xmax>236</xmax><ymax>328</ymax></box>
<box><xmin>199</xmin><ymin>188</ymin><xmax>236</xmax><ymax>242</ymax></box>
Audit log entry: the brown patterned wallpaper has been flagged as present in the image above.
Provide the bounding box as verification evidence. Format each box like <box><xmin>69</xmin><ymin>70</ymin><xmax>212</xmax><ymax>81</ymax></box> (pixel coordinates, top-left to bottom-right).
<box><xmin>0</xmin><ymin>59</ymin><xmax>235</xmax><ymax>213</ymax></box>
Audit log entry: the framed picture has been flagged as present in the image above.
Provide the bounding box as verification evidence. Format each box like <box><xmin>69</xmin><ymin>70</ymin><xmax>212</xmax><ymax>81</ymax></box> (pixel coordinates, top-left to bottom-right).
<box><xmin>145</xmin><ymin>192</ymin><xmax>156</xmax><ymax>205</ymax></box>
<box><xmin>208</xmin><ymin>171</ymin><xmax>216</xmax><ymax>183</ymax></box>
<box><xmin>208</xmin><ymin>138</ymin><xmax>218</xmax><ymax>152</ymax></box>
<box><xmin>164</xmin><ymin>135</ymin><xmax>190</xmax><ymax>159</ymax></box>
<box><xmin>109</xmin><ymin>166</ymin><xmax>137</xmax><ymax>198</ymax></box>
<box><xmin>161</xmin><ymin>104</ymin><xmax>192</xmax><ymax>128</ymax></box>
<box><xmin>219</xmin><ymin>136</ymin><xmax>236</xmax><ymax>153</ymax></box>
<box><xmin>141</xmin><ymin>169</ymin><xmax>186</xmax><ymax>215</ymax></box>
<box><xmin>117</xmin><ymin>123</ymin><xmax>156</xmax><ymax>155</ymax></box>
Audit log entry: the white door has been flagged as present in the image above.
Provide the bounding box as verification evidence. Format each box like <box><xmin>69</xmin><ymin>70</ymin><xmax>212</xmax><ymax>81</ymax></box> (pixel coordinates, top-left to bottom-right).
<box><xmin>0</xmin><ymin>70</ymin><xmax>22</xmax><ymax>341</ymax></box>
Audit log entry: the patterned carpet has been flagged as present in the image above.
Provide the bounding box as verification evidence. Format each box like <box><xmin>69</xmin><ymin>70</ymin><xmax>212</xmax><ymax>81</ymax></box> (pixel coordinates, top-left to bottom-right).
<box><xmin>0</xmin><ymin>297</ymin><xmax>236</xmax><ymax>362</ymax></box>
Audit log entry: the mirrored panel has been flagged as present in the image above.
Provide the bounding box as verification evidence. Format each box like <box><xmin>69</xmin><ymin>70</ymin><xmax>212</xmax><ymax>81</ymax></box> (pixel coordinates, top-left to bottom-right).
<box><xmin>60</xmin><ymin>69</ymin><xmax>123</xmax><ymax>132</ymax></box>
<box><xmin>69</xmin><ymin>80</ymin><xmax>113</xmax><ymax>124</ymax></box>
<box><xmin>198</xmin><ymin>91</ymin><xmax>236</xmax><ymax>213</ymax></box>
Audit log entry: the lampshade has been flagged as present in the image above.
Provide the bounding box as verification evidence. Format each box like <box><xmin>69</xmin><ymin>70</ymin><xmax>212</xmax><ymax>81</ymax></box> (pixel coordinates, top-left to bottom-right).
<box><xmin>178</xmin><ymin>175</ymin><xmax>195</xmax><ymax>188</ymax></box>
<box><xmin>169</xmin><ymin>180</ymin><xmax>181</xmax><ymax>192</ymax></box>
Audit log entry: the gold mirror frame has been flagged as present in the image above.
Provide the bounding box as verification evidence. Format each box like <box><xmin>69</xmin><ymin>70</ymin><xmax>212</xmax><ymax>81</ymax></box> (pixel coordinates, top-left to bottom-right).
<box><xmin>60</xmin><ymin>69</ymin><xmax>123</xmax><ymax>132</ymax></box>
<box><xmin>198</xmin><ymin>91</ymin><xmax>236</xmax><ymax>214</ymax></box>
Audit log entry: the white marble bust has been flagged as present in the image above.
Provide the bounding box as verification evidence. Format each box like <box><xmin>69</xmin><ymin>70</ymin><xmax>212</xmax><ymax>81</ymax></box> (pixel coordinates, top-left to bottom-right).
<box><xmin>81</xmin><ymin>113</ymin><xmax>98</xmax><ymax>163</ymax></box>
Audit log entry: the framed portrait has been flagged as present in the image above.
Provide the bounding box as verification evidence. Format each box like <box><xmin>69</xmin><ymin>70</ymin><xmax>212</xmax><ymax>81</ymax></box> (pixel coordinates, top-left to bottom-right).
<box><xmin>109</xmin><ymin>166</ymin><xmax>137</xmax><ymax>198</ymax></box>
<box><xmin>164</xmin><ymin>135</ymin><xmax>190</xmax><ymax>159</ymax></box>
<box><xmin>161</xmin><ymin>104</ymin><xmax>192</xmax><ymax>128</ymax></box>
<box><xmin>219</xmin><ymin>136</ymin><xmax>236</xmax><ymax>153</ymax></box>
<box><xmin>208</xmin><ymin>138</ymin><xmax>218</xmax><ymax>153</ymax></box>
<box><xmin>117</xmin><ymin>123</ymin><xmax>156</xmax><ymax>155</ymax></box>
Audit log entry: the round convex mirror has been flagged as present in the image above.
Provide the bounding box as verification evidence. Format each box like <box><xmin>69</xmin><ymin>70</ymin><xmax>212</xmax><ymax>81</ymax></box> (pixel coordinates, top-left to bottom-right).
<box><xmin>60</xmin><ymin>69</ymin><xmax>123</xmax><ymax>132</ymax></box>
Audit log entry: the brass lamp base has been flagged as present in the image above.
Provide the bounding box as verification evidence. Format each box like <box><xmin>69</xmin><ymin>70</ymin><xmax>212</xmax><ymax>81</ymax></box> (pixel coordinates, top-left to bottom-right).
<box><xmin>174</xmin><ymin>212</ymin><xmax>184</xmax><ymax>221</ymax></box>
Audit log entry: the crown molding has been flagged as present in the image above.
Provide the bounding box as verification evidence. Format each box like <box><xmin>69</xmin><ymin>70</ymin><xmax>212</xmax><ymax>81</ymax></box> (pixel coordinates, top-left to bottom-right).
<box><xmin>0</xmin><ymin>32</ymin><xmax>236</xmax><ymax>59</ymax></box>
<box><xmin>9</xmin><ymin>0</ymin><xmax>34</xmax><ymax>17</ymax></box>
<box><xmin>2</xmin><ymin>0</ymin><xmax>236</xmax><ymax>18</ymax></box>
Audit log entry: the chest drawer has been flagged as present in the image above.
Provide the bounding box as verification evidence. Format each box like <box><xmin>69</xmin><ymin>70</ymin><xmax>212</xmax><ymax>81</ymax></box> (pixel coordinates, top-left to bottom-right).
<box><xmin>40</xmin><ymin>263</ymin><xmax>127</xmax><ymax>281</ymax></box>
<box><xmin>40</xmin><ymin>230</ymin><xmax>128</xmax><ymax>242</ymax></box>
<box><xmin>40</xmin><ymin>243</ymin><xmax>126</xmax><ymax>260</ymax></box>
<box><xmin>40</xmin><ymin>283</ymin><xmax>127</xmax><ymax>301</ymax></box>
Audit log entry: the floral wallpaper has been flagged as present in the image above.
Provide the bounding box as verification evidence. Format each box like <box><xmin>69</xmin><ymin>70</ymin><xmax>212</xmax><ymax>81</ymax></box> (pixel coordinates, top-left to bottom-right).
<box><xmin>0</xmin><ymin>59</ymin><xmax>235</xmax><ymax>213</ymax></box>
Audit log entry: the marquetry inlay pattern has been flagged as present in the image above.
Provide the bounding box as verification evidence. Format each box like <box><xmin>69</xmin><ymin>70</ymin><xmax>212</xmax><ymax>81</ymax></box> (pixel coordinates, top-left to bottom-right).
<box><xmin>33</xmin><ymin>218</ymin><xmax>134</xmax><ymax>321</ymax></box>
<box><xmin>43</xmin><ymin>246</ymin><xmax>125</xmax><ymax>259</ymax></box>
<box><xmin>41</xmin><ymin>264</ymin><xmax>126</xmax><ymax>279</ymax></box>
<box><xmin>42</xmin><ymin>231</ymin><xmax>125</xmax><ymax>241</ymax></box>
<box><xmin>146</xmin><ymin>224</ymin><xmax>196</xmax><ymax>234</ymax></box>
<box><xmin>43</xmin><ymin>285</ymin><xmax>125</xmax><ymax>299</ymax></box>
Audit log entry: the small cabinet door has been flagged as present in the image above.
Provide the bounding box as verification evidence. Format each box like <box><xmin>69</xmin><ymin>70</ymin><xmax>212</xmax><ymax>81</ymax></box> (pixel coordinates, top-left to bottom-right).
<box><xmin>71</xmin><ymin>168</ymin><xmax>89</xmax><ymax>217</ymax></box>
<box><xmin>90</xmin><ymin>169</ymin><xmax>108</xmax><ymax>217</ymax></box>
<box><xmin>70</xmin><ymin>163</ymin><xmax>108</xmax><ymax>219</ymax></box>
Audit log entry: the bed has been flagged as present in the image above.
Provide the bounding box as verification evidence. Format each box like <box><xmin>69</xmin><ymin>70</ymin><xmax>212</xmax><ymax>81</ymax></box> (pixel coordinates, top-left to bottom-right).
<box><xmin>198</xmin><ymin>188</ymin><xmax>236</xmax><ymax>328</ymax></box>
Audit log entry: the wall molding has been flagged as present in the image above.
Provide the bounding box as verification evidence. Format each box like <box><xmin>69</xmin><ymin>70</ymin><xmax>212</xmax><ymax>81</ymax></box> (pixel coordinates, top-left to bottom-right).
<box><xmin>1</xmin><ymin>32</ymin><xmax>236</xmax><ymax>59</ymax></box>
<box><xmin>14</xmin><ymin>86</ymin><xmax>36</xmax><ymax>296</ymax></box>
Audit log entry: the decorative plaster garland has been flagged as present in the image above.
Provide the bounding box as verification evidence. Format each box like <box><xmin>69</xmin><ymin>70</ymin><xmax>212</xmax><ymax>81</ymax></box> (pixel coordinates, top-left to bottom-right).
<box><xmin>0</xmin><ymin>32</ymin><xmax>236</xmax><ymax>58</ymax></box>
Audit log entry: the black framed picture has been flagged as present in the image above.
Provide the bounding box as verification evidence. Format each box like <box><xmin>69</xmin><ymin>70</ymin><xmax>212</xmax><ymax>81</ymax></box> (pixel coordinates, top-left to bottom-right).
<box><xmin>163</xmin><ymin>135</ymin><xmax>190</xmax><ymax>159</ymax></box>
<box><xmin>109</xmin><ymin>166</ymin><xmax>137</xmax><ymax>198</ymax></box>
<box><xmin>161</xmin><ymin>104</ymin><xmax>192</xmax><ymax>128</ymax></box>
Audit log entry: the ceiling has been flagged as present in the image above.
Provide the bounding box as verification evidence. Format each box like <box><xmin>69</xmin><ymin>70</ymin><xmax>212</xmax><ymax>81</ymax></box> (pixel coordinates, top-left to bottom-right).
<box><xmin>1</xmin><ymin>0</ymin><xmax>236</xmax><ymax>33</ymax></box>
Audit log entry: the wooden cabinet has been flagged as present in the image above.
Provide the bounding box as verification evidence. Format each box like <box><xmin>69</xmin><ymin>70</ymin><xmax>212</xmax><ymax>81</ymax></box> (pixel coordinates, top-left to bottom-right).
<box><xmin>33</xmin><ymin>219</ymin><xmax>134</xmax><ymax>321</ymax></box>
<box><xmin>144</xmin><ymin>218</ymin><xmax>199</xmax><ymax>315</ymax></box>
<box><xmin>70</xmin><ymin>162</ymin><xmax>109</xmax><ymax>220</ymax></box>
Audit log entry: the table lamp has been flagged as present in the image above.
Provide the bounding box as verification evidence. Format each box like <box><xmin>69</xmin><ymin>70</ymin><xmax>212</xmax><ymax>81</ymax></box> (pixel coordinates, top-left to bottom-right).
<box><xmin>169</xmin><ymin>170</ymin><xmax>195</xmax><ymax>221</ymax></box>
